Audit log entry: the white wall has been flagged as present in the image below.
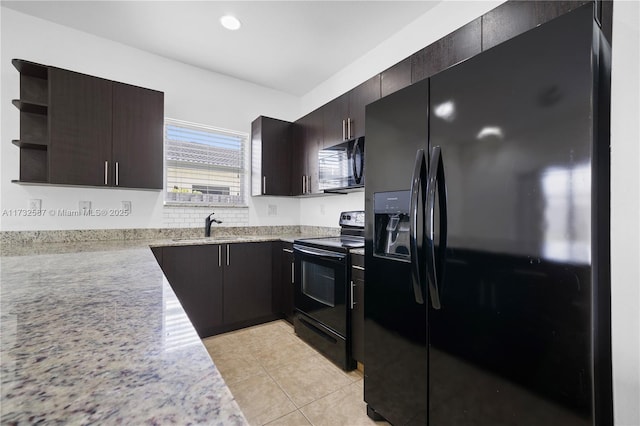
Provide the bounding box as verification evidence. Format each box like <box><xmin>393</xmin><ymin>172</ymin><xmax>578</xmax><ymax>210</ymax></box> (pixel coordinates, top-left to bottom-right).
<box><xmin>0</xmin><ymin>7</ymin><xmax>301</xmax><ymax>231</ymax></box>
<box><xmin>610</xmin><ymin>1</ymin><xmax>640</xmax><ymax>424</ymax></box>
<box><xmin>298</xmin><ymin>192</ymin><xmax>364</xmax><ymax>228</ymax></box>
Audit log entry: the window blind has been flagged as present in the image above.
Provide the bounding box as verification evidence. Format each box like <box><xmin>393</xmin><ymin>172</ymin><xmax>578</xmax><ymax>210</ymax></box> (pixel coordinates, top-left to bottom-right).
<box><xmin>164</xmin><ymin>119</ymin><xmax>247</xmax><ymax>206</ymax></box>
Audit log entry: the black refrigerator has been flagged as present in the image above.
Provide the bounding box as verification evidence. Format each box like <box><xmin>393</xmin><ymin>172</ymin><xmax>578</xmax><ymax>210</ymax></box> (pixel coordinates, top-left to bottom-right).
<box><xmin>363</xmin><ymin>4</ymin><xmax>612</xmax><ymax>425</ymax></box>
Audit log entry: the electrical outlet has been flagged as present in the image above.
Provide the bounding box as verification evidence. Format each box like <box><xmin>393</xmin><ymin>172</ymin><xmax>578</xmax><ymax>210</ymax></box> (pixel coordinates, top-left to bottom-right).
<box><xmin>122</xmin><ymin>201</ymin><xmax>131</xmax><ymax>214</ymax></box>
<box><xmin>29</xmin><ymin>199</ymin><xmax>42</xmax><ymax>210</ymax></box>
<box><xmin>79</xmin><ymin>200</ymin><xmax>91</xmax><ymax>211</ymax></box>
<box><xmin>268</xmin><ymin>204</ymin><xmax>277</xmax><ymax>217</ymax></box>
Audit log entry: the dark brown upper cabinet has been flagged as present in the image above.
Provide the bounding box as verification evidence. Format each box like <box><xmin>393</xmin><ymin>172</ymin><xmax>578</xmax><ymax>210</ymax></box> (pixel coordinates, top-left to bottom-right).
<box><xmin>291</xmin><ymin>108</ymin><xmax>323</xmax><ymax>195</ymax></box>
<box><xmin>322</xmin><ymin>93</ymin><xmax>349</xmax><ymax>149</ymax></box>
<box><xmin>348</xmin><ymin>75</ymin><xmax>381</xmax><ymax>140</ymax></box>
<box><xmin>481</xmin><ymin>1</ymin><xmax>590</xmax><ymax>51</ymax></box>
<box><xmin>112</xmin><ymin>82</ymin><xmax>164</xmax><ymax>189</ymax></box>
<box><xmin>251</xmin><ymin>116</ymin><xmax>293</xmax><ymax>196</ymax></box>
<box><xmin>12</xmin><ymin>60</ymin><xmax>164</xmax><ymax>189</ymax></box>
<box><xmin>322</xmin><ymin>75</ymin><xmax>381</xmax><ymax>149</ymax></box>
<box><xmin>381</xmin><ymin>58</ymin><xmax>412</xmax><ymax>98</ymax></box>
<box><xmin>411</xmin><ymin>17</ymin><xmax>482</xmax><ymax>83</ymax></box>
<box><xmin>49</xmin><ymin>67</ymin><xmax>113</xmax><ymax>186</ymax></box>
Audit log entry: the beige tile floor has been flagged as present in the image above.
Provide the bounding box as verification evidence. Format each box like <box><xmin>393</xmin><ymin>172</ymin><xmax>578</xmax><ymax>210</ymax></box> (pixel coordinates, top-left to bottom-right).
<box><xmin>202</xmin><ymin>320</ymin><xmax>390</xmax><ymax>426</ymax></box>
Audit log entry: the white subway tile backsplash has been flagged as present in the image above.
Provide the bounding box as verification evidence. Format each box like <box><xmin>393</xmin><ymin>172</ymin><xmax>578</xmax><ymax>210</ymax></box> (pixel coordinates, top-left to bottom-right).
<box><xmin>162</xmin><ymin>205</ymin><xmax>249</xmax><ymax>229</ymax></box>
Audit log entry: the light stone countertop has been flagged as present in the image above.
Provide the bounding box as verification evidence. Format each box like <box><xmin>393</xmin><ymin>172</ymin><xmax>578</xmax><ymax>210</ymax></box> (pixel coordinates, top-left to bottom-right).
<box><xmin>148</xmin><ymin>234</ymin><xmax>309</xmax><ymax>248</ymax></box>
<box><xmin>0</xmin><ymin>231</ymin><xmax>341</xmax><ymax>423</ymax></box>
<box><xmin>0</xmin><ymin>239</ymin><xmax>254</xmax><ymax>424</ymax></box>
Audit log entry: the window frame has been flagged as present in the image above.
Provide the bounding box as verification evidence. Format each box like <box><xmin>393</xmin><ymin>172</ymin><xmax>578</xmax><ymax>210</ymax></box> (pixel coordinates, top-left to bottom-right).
<box><xmin>163</xmin><ymin>118</ymin><xmax>249</xmax><ymax>207</ymax></box>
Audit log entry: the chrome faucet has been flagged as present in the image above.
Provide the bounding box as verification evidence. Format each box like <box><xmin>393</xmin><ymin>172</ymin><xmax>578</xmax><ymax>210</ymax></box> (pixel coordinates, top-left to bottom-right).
<box><xmin>205</xmin><ymin>212</ymin><xmax>222</xmax><ymax>237</ymax></box>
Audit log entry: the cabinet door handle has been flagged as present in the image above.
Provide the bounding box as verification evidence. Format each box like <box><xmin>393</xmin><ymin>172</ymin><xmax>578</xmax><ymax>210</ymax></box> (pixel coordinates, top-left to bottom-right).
<box><xmin>302</xmin><ymin>175</ymin><xmax>307</xmax><ymax>194</ymax></box>
<box><xmin>115</xmin><ymin>161</ymin><xmax>119</xmax><ymax>186</ymax></box>
<box><xmin>347</xmin><ymin>118</ymin><xmax>352</xmax><ymax>139</ymax></box>
<box><xmin>104</xmin><ymin>161</ymin><xmax>108</xmax><ymax>185</ymax></box>
<box><xmin>350</xmin><ymin>280</ymin><xmax>356</xmax><ymax>309</ymax></box>
<box><xmin>263</xmin><ymin>176</ymin><xmax>266</xmax><ymax>194</ymax></box>
<box><xmin>291</xmin><ymin>262</ymin><xmax>295</xmax><ymax>284</ymax></box>
<box><xmin>226</xmin><ymin>244</ymin><xmax>230</xmax><ymax>266</ymax></box>
<box><xmin>342</xmin><ymin>119</ymin><xmax>346</xmax><ymax>141</ymax></box>
<box><xmin>218</xmin><ymin>245</ymin><xmax>221</xmax><ymax>267</ymax></box>
<box><xmin>307</xmin><ymin>175</ymin><xmax>311</xmax><ymax>194</ymax></box>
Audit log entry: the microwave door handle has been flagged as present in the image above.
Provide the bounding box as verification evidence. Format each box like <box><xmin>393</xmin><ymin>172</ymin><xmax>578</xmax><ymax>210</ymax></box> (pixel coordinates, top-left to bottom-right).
<box><xmin>410</xmin><ymin>149</ymin><xmax>426</xmax><ymax>305</ymax></box>
<box><xmin>426</xmin><ymin>146</ymin><xmax>444</xmax><ymax>310</ymax></box>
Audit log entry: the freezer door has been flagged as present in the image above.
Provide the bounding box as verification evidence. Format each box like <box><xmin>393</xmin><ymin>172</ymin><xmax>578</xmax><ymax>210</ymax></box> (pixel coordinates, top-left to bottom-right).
<box><xmin>364</xmin><ymin>78</ymin><xmax>430</xmax><ymax>425</ymax></box>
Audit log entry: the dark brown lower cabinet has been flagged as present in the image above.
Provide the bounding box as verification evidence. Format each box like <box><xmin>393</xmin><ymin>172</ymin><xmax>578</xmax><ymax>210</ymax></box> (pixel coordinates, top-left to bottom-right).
<box><xmin>159</xmin><ymin>244</ymin><xmax>224</xmax><ymax>338</ymax></box>
<box><xmin>281</xmin><ymin>242</ymin><xmax>295</xmax><ymax>323</ymax></box>
<box><xmin>155</xmin><ymin>241</ymin><xmax>275</xmax><ymax>338</ymax></box>
<box><xmin>351</xmin><ymin>253</ymin><xmax>365</xmax><ymax>364</ymax></box>
<box><xmin>223</xmin><ymin>242</ymin><xmax>273</xmax><ymax>325</ymax></box>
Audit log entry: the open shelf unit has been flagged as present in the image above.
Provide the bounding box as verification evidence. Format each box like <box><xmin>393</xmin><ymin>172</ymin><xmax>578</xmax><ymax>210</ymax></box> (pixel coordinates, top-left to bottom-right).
<box><xmin>12</xmin><ymin>58</ymin><xmax>50</xmax><ymax>183</ymax></box>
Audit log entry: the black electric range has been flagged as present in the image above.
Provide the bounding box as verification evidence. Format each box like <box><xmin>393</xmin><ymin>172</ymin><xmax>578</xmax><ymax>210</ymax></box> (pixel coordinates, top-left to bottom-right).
<box><xmin>292</xmin><ymin>211</ymin><xmax>364</xmax><ymax>370</ymax></box>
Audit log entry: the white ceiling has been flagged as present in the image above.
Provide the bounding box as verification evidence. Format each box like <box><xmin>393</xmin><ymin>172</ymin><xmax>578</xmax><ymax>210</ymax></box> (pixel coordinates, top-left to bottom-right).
<box><xmin>2</xmin><ymin>1</ymin><xmax>440</xmax><ymax>96</ymax></box>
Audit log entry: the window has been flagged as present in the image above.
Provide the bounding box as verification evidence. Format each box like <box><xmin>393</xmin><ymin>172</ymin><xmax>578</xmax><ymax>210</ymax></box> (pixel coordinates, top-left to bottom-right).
<box><xmin>164</xmin><ymin>119</ymin><xmax>247</xmax><ymax>206</ymax></box>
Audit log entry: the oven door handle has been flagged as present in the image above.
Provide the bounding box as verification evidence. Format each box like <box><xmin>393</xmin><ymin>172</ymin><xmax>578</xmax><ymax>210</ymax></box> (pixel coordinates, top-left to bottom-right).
<box><xmin>294</xmin><ymin>245</ymin><xmax>347</xmax><ymax>261</ymax></box>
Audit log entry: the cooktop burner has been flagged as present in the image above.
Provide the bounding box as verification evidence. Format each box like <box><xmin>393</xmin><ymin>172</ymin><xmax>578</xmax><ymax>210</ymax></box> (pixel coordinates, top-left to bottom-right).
<box><xmin>295</xmin><ymin>211</ymin><xmax>365</xmax><ymax>251</ymax></box>
<box><xmin>296</xmin><ymin>235</ymin><xmax>364</xmax><ymax>249</ymax></box>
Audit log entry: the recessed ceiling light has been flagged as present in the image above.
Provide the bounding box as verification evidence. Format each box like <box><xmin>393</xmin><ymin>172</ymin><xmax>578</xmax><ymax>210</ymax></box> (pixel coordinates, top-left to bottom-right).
<box><xmin>220</xmin><ymin>15</ymin><xmax>241</xmax><ymax>31</ymax></box>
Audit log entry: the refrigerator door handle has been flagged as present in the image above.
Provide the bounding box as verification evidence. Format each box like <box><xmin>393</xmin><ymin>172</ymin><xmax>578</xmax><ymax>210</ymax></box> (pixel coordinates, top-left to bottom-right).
<box><xmin>410</xmin><ymin>149</ymin><xmax>426</xmax><ymax>305</ymax></box>
<box><xmin>426</xmin><ymin>146</ymin><xmax>447</xmax><ymax>310</ymax></box>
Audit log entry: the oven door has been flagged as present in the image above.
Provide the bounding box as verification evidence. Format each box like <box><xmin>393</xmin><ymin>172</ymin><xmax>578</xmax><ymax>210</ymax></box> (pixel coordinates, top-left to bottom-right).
<box><xmin>294</xmin><ymin>244</ymin><xmax>348</xmax><ymax>337</ymax></box>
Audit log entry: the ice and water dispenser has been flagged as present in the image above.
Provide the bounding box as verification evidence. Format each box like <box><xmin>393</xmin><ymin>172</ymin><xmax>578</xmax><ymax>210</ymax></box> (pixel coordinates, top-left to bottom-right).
<box><xmin>374</xmin><ymin>191</ymin><xmax>411</xmax><ymax>261</ymax></box>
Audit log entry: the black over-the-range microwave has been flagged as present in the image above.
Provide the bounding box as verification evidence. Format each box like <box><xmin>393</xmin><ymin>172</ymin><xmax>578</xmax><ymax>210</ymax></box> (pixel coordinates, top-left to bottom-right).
<box><xmin>318</xmin><ymin>137</ymin><xmax>365</xmax><ymax>193</ymax></box>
